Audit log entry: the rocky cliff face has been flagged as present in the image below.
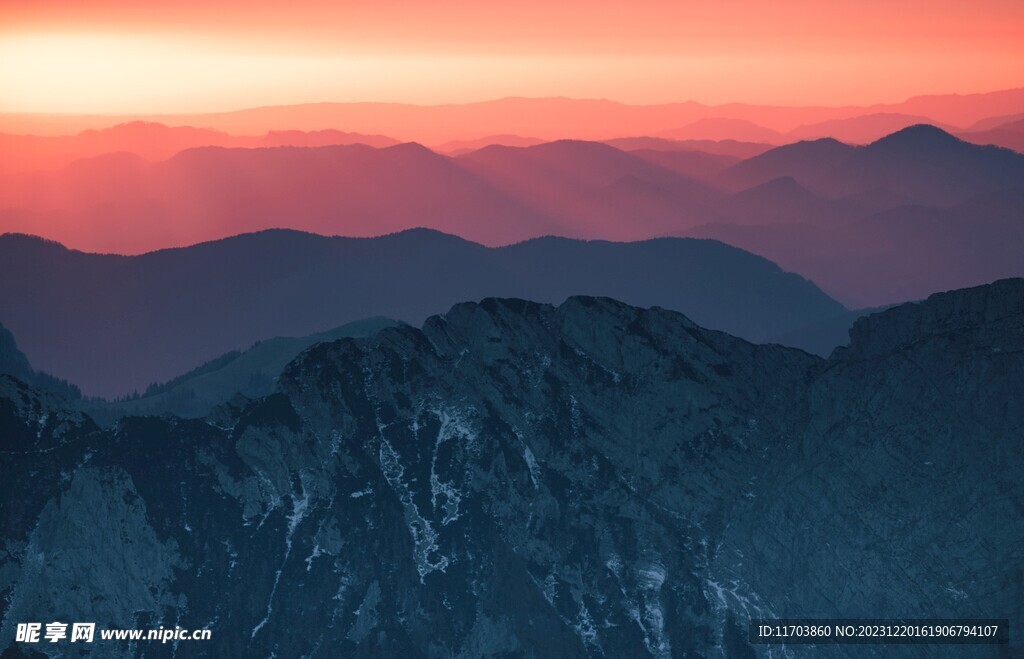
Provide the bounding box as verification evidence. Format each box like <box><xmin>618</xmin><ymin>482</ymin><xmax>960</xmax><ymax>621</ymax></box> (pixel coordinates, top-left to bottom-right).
<box><xmin>1</xmin><ymin>280</ymin><xmax>1021</xmax><ymax>658</ymax></box>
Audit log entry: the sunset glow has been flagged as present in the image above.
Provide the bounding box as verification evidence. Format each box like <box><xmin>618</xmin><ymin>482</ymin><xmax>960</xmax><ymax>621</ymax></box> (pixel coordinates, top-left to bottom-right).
<box><xmin>2</xmin><ymin>0</ymin><xmax>1023</xmax><ymax>113</ymax></box>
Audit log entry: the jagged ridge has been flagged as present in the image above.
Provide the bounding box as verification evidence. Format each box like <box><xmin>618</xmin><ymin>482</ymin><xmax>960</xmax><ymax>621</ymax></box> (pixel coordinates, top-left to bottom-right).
<box><xmin>0</xmin><ymin>281</ymin><xmax>1021</xmax><ymax>658</ymax></box>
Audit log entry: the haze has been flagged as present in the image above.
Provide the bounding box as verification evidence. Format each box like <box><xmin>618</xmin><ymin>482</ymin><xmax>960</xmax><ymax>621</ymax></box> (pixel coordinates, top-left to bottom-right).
<box><xmin>3</xmin><ymin>0</ymin><xmax>1024</xmax><ymax>113</ymax></box>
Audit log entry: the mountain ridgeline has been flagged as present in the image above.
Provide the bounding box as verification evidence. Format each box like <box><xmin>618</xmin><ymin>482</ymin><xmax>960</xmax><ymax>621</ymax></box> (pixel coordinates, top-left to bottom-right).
<box><xmin>0</xmin><ymin>230</ymin><xmax>847</xmax><ymax>398</ymax></box>
<box><xmin>1</xmin><ymin>279</ymin><xmax>1021</xmax><ymax>657</ymax></box>
<box><xmin>679</xmin><ymin>125</ymin><xmax>1024</xmax><ymax>307</ymax></box>
<box><xmin>3</xmin><ymin>124</ymin><xmax>1022</xmax><ymax>309</ymax></box>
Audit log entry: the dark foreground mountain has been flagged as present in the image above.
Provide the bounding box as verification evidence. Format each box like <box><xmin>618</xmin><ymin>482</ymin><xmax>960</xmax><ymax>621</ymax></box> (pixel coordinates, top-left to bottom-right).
<box><xmin>1</xmin><ymin>279</ymin><xmax>1021</xmax><ymax>657</ymax></box>
<box><xmin>0</xmin><ymin>230</ymin><xmax>845</xmax><ymax>398</ymax></box>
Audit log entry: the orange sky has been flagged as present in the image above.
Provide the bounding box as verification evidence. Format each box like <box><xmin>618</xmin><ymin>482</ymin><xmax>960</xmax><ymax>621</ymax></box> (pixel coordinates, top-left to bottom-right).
<box><xmin>1</xmin><ymin>0</ymin><xmax>1023</xmax><ymax>113</ymax></box>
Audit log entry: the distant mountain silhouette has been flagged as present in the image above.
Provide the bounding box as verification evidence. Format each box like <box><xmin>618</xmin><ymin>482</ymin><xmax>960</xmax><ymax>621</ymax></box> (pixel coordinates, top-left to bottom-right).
<box><xmin>960</xmin><ymin>117</ymin><xmax>1024</xmax><ymax>152</ymax></box>
<box><xmin>965</xmin><ymin>113</ymin><xmax>1024</xmax><ymax>131</ymax></box>
<box><xmin>720</xmin><ymin>137</ymin><xmax>856</xmax><ymax>191</ymax></box>
<box><xmin>786</xmin><ymin>113</ymin><xmax>951</xmax><ymax>144</ymax></box>
<box><xmin>837</xmin><ymin>125</ymin><xmax>1024</xmax><ymax>205</ymax></box>
<box><xmin>0</xmin><ymin>143</ymin><xmax>563</xmax><ymax>253</ymax></box>
<box><xmin>711</xmin><ymin>176</ymin><xmax>855</xmax><ymax>225</ymax></box>
<box><xmin>434</xmin><ymin>134</ymin><xmax>544</xmax><ymax>154</ymax></box>
<box><xmin>0</xmin><ymin>122</ymin><xmax>399</xmax><ymax>174</ymax></box>
<box><xmin>256</xmin><ymin>129</ymin><xmax>397</xmax><ymax>149</ymax></box>
<box><xmin>2</xmin><ymin>140</ymin><xmax>731</xmax><ymax>253</ymax></box>
<box><xmin>7</xmin><ymin>89</ymin><xmax>1022</xmax><ymax>143</ymax></box>
<box><xmin>626</xmin><ymin>149</ymin><xmax>740</xmax><ymax>183</ymax></box>
<box><xmin>679</xmin><ymin>188</ymin><xmax>1024</xmax><ymax>307</ymax></box>
<box><xmin>720</xmin><ymin>125</ymin><xmax>1024</xmax><ymax>206</ymax></box>
<box><xmin>457</xmin><ymin>140</ymin><xmax>724</xmax><ymax>238</ymax></box>
<box><xmin>602</xmin><ymin>137</ymin><xmax>771</xmax><ymax>159</ymax></box>
<box><xmin>882</xmin><ymin>88</ymin><xmax>1024</xmax><ymax>127</ymax></box>
<box><xmin>0</xmin><ymin>229</ymin><xmax>845</xmax><ymax>397</ymax></box>
<box><xmin>659</xmin><ymin>118</ymin><xmax>784</xmax><ymax>143</ymax></box>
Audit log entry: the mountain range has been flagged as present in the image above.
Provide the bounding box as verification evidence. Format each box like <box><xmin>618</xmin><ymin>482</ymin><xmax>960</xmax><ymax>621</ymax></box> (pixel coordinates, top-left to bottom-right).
<box><xmin>3</xmin><ymin>125</ymin><xmax>1020</xmax><ymax>248</ymax></box>
<box><xmin>0</xmin><ymin>122</ymin><xmax>398</xmax><ymax>175</ymax></box>
<box><xmin>719</xmin><ymin>124</ymin><xmax>1024</xmax><ymax>206</ymax></box>
<box><xmin>5</xmin><ymin>88</ymin><xmax>1024</xmax><ymax>143</ymax></box>
<box><xmin>3</xmin><ymin>124</ymin><xmax>1021</xmax><ymax>310</ymax></box>
<box><xmin>681</xmin><ymin>189</ymin><xmax>1024</xmax><ymax>307</ymax></box>
<box><xmin>676</xmin><ymin>126</ymin><xmax>1024</xmax><ymax>306</ymax></box>
<box><xmin>0</xmin><ymin>229</ymin><xmax>846</xmax><ymax>398</ymax></box>
<box><xmin>5</xmin><ymin>138</ymin><xmax>732</xmax><ymax>252</ymax></box>
<box><xmin>1</xmin><ymin>279</ymin><xmax>1020</xmax><ymax>657</ymax></box>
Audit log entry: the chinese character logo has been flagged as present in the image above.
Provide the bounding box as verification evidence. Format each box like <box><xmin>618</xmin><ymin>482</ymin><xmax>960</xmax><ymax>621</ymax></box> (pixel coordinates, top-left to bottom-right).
<box><xmin>71</xmin><ymin>622</ymin><xmax>96</xmax><ymax>642</ymax></box>
<box><xmin>15</xmin><ymin>623</ymin><xmax>41</xmax><ymax>643</ymax></box>
<box><xmin>44</xmin><ymin>621</ymin><xmax>68</xmax><ymax>643</ymax></box>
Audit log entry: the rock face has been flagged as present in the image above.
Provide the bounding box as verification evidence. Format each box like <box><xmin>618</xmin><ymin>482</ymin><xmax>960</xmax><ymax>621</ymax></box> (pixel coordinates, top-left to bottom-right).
<box><xmin>1</xmin><ymin>280</ymin><xmax>1022</xmax><ymax>658</ymax></box>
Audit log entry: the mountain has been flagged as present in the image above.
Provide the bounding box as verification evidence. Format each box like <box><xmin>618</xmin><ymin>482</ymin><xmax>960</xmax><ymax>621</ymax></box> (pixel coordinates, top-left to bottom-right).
<box><xmin>6</xmin><ymin>127</ymin><xmax>1017</xmax><ymax>255</ymax></box>
<box><xmin>720</xmin><ymin>125</ymin><xmax>1024</xmax><ymax>206</ymax></box>
<box><xmin>786</xmin><ymin>112</ymin><xmax>950</xmax><ymax>144</ymax></box>
<box><xmin>658</xmin><ymin>118</ymin><xmax>784</xmax><ymax>143</ymax></box>
<box><xmin>256</xmin><ymin>129</ymin><xmax>397</xmax><ymax>149</ymax></box>
<box><xmin>881</xmin><ymin>87</ymin><xmax>1024</xmax><ymax>127</ymax></box>
<box><xmin>626</xmin><ymin>149</ymin><xmax>741</xmax><ymax>184</ymax></box>
<box><xmin>0</xmin><ymin>139</ymin><xmax>732</xmax><ymax>253</ymax></box>
<box><xmin>603</xmin><ymin>137</ymin><xmax>772</xmax><ymax>159</ymax></box>
<box><xmin>0</xmin><ymin>229</ymin><xmax>845</xmax><ymax>398</ymax></box>
<box><xmin>456</xmin><ymin>140</ymin><xmax>724</xmax><ymax>238</ymax></box>
<box><xmin>0</xmin><ymin>143</ymin><xmax>563</xmax><ymax>253</ymax></box>
<box><xmin>1</xmin><ymin>279</ymin><xmax>1020</xmax><ymax>657</ymax></box>
<box><xmin>6</xmin><ymin>88</ymin><xmax>1023</xmax><ymax>141</ymax></box>
<box><xmin>434</xmin><ymin>134</ymin><xmax>544</xmax><ymax>155</ymax></box>
<box><xmin>837</xmin><ymin>124</ymin><xmax>1024</xmax><ymax>205</ymax></box>
<box><xmin>964</xmin><ymin>113</ymin><xmax>1024</xmax><ymax>132</ymax></box>
<box><xmin>0</xmin><ymin>122</ymin><xmax>399</xmax><ymax>174</ymax></box>
<box><xmin>0</xmin><ymin>122</ymin><xmax>232</xmax><ymax>174</ymax></box>
<box><xmin>719</xmin><ymin>137</ymin><xmax>857</xmax><ymax>192</ymax></box>
<box><xmin>710</xmin><ymin>176</ymin><xmax>854</xmax><ymax>225</ymax></box>
<box><xmin>679</xmin><ymin>189</ymin><xmax>1024</xmax><ymax>307</ymax></box>
<box><xmin>960</xmin><ymin>117</ymin><xmax>1024</xmax><ymax>152</ymax></box>
<box><xmin>90</xmin><ymin>317</ymin><xmax>399</xmax><ymax>424</ymax></box>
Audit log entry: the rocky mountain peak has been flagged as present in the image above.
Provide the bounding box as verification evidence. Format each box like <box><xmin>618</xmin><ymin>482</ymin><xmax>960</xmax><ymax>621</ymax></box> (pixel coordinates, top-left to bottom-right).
<box><xmin>839</xmin><ymin>277</ymin><xmax>1024</xmax><ymax>360</ymax></box>
<box><xmin>1</xmin><ymin>281</ymin><xmax>1021</xmax><ymax>657</ymax></box>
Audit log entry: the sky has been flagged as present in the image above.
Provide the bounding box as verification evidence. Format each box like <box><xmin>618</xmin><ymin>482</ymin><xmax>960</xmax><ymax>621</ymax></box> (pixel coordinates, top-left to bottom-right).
<box><xmin>1</xmin><ymin>0</ymin><xmax>1023</xmax><ymax>113</ymax></box>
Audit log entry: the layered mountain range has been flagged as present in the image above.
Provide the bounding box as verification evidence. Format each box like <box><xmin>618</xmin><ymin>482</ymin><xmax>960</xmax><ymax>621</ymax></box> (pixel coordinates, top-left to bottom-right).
<box><xmin>2</xmin><ymin>124</ymin><xmax>1021</xmax><ymax>309</ymax></box>
<box><xmin>6</xmin><ymin>88</ymin><xmax>1023</xmax><ymax>142</ymax></box>
<box><xmin>1</xmin><ymin>278</ymin><xmax>1020</xmax><ymax>657</ymax></box>
<box><xmin>0</xmin><ymin>229</ymin><xmax>846</xmax><ymax>398</ymax></box>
